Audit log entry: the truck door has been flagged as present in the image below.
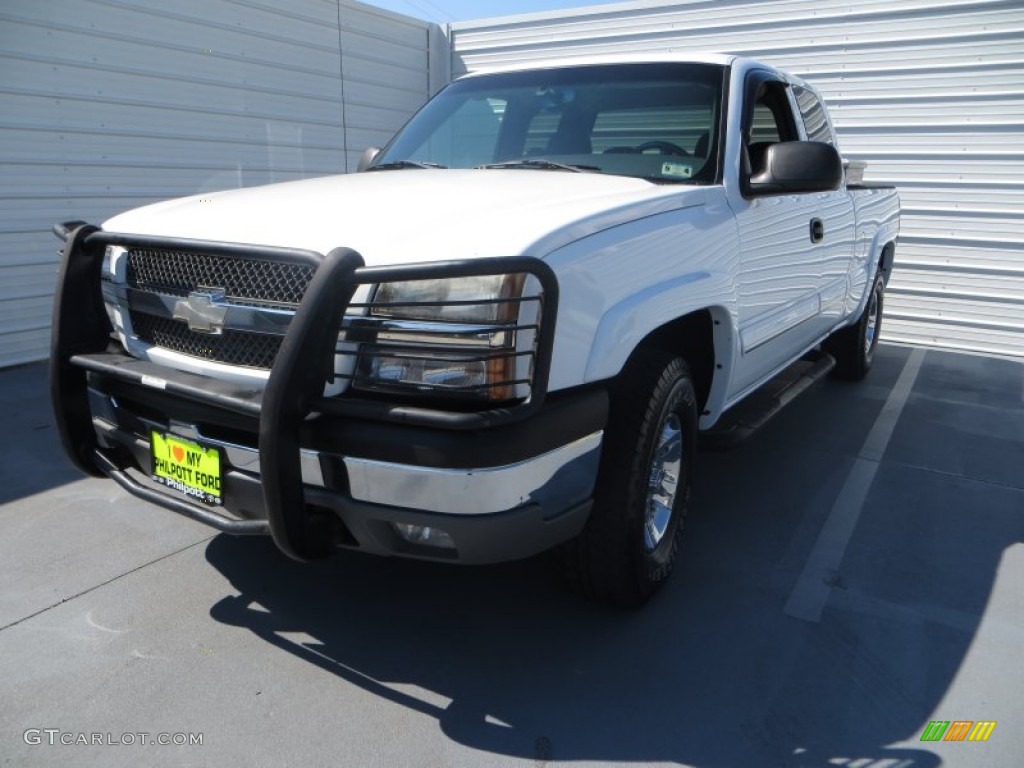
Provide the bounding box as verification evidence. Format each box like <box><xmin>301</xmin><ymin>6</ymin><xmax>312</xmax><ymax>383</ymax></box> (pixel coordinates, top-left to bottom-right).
<box><xmin>792</xmin><ymin>83</ymin><xmax>857</xmax><ymax>332</ymax></box>
<box><xmin>729</xmin><ymin>74</ymin><xmax>826</xmax><ymax>397</ymax></box>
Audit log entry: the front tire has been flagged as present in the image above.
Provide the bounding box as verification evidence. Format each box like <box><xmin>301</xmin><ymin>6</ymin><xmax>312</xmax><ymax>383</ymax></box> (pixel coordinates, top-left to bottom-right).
<box><xmin>564</xmin><ymin>353</ymin><xmax>698</xmax><ymax>607</ymax></box>
<box><xmin>825</xmin><ymin>271</ymin><xmax>884</xmax><ymax>381</ymax></box>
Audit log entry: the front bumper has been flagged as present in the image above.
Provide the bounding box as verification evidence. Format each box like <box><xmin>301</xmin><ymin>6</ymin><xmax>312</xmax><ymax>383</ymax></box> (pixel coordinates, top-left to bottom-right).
<box><xmin>51</xmin><ymin>223</ymin><xmax>606</xmax><ymax>563</ymax></box>
<box><xmin>85</xmin><ymin>377</ymin><xmax>604</xmax><ymax>563</ymax></box>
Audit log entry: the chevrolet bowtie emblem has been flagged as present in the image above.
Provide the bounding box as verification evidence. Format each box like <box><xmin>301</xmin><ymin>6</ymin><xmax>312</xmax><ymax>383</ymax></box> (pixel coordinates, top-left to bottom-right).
<box><xmin>173</xmin><ymin>290</ymin><xmax>228</xmax><ymax>335</ymax></box>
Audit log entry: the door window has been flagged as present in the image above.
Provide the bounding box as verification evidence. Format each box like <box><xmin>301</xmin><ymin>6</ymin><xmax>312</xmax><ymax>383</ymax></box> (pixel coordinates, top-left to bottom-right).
<box><xmin>744</xmin><ymin>80</ymin><xmax>799</xmax><ymax>182</ymax></box>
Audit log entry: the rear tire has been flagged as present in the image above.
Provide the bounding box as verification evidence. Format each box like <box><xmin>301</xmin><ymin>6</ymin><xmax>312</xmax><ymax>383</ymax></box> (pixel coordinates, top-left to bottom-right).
<box><xmin>564</xmin><ymin>352</ymin><xmax>697</xmax><ymax>608</ymax></box>
<box><xmin>825</xmin><ymin>271</ymin><xmax>884</xmax><ymax>381</ymax></box>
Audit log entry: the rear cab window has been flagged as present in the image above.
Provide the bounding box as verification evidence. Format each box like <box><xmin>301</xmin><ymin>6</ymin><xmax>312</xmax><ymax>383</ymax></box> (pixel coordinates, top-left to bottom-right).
<box><xmin>793</xmin><ymin>85</ymin><xmax>834</xmax><ymax>145</ymax></box>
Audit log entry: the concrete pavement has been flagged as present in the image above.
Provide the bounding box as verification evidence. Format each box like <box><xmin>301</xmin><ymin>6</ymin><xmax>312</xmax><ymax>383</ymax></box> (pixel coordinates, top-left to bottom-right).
<box><xmin>2</xmin><ymin>344</ymin><xmax>1022</xmax><ymax>767</ymax></box>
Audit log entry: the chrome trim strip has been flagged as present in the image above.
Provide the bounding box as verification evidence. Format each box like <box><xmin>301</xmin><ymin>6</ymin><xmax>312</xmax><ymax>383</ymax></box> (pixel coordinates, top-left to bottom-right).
<box><xmin>343</xmin><ymin>316</ymin><xmax>518</xmax><ymax>348</ymax></box>
<box><xmin>348</xmin><ymin>317</ymin><xmax>514</xmax><ymax>336</ymax></box>
<box><xmin>124</xmin><ymin>289</ymin><xmax>296</xmax><ymax>336</ymax></box>
<box><xmin>120</xmin><ymin>291</ymin><xmax>526</xmax><ymax>342</ymax></box>
<box><xmin>345</xmin><ymin>431</ymin><xmax>603</xmax><ymax>515</ymax></box>
<box><xmin>114</xmin><ymin>289</ymin><xmax>520</xmax><ymax>348</ymax></box>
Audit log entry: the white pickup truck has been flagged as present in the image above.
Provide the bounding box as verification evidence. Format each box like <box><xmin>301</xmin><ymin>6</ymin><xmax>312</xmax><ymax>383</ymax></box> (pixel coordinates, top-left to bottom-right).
<box><xmin>52</xmin><ymin>54</ymin><xmax>899</xmax><ymax>606</ymax></box>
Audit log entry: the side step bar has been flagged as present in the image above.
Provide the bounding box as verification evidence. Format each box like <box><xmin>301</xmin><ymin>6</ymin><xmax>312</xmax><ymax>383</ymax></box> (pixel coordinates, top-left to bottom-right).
<box><xmin>701</xmin><ymin>350</ymin><xmax>836</xmax><ymax>450</ymax></box>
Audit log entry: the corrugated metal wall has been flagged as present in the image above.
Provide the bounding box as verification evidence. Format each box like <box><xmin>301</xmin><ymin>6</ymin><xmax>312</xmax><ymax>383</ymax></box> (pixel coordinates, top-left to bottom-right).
<box><xmin>0</xmin><ymin>0</ymin><xmax>437</xmax><ymax>367</ymax></box>
<box><xmin>5</xmin><ymin>0</ymin><xmax>1020</xmax><ymax>366</ymax></box>
<box><xmin>451</xmin><ymin>0</ymin><xmax>1024</xmax><ymax>359</ymax></box>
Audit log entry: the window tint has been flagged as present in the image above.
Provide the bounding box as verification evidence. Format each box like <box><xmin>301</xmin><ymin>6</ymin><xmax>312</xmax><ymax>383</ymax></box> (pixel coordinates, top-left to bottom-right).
<box><xmin>794</xmin><ymin>85</ymin><xmax>833</xmax><ymax>144</ymax></box>
<box><xmin>407</xmin><ymin>97</ymin><xmax>507</xmax><ymax>166</ymax></box>
<box><xmin>377</xmin><ymin>63</ymin><xmax>725</xmax><ymax>184</ymax></box>
<box><xmin>750</xmin><ymin>101</ymin><xmax>782</xmax><ymax>143</ymax></box>
<box><xmin>743</xmin><ymin>80</ymin><xmax>799</xmax><ymax>181</ymax></box>
<box><xmin>591</xmin><ymin>104</ymin><xmax>713</xmax><ymax>156</ymax></box>
<box><xmin>523</xmin><ymin>111</ymin><xmax>560</xmax><ymax>155</ymax></box>
<box><xmin>747</xmin><ymin>82</ymin><xmax>797</xmax><ymax>144</ymax></box>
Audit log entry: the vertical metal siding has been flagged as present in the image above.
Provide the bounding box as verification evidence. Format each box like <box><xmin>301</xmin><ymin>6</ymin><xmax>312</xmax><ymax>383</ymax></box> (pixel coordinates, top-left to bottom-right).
<box><xmin>0</xmin><ymin>0</ymin><xmax>433</xmax><ymax>367</ymax></box>
<box><xmin>452</xmin><ymin>0</ymin><xmax>1024</xmax><ymax>359</ymax></box>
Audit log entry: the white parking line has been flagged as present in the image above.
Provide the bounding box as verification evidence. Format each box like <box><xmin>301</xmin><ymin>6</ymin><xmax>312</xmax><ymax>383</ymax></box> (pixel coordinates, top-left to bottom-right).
<box><xmin>783</xmin><ymin>347</ymin><xmax>926</xmax><ymax>622</ymax></box>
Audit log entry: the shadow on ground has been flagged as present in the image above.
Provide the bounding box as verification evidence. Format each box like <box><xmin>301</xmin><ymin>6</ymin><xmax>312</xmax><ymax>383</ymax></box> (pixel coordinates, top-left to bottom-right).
<box><xmin>0</xmin><ymin>363</ymin><xmax>81</xmax><ymax>504</ymax></box>
<box><xmin>204</xmin><ymin>347</ymin><xmax>1024</xmax><ymax>767</ymax></box>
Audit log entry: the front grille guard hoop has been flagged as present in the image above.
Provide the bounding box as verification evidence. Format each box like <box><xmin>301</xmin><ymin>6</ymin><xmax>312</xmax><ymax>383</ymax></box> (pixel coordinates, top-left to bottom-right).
<box><xmin>51</xmin><ymin>223</ymin><xmax>560</xmax><ymax>559</ymax></box>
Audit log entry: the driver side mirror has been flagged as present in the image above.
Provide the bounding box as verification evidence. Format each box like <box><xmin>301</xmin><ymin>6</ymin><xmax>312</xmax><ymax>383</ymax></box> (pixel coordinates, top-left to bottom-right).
<box><xmin>356</xmin><ymin>147</ymin><xmax>381</xmax><ymax>173</ymax></box>
<box><xmin>746</xmin><ymin>141</ymin><xmax>842</xmax><ymax>197</ymax></box>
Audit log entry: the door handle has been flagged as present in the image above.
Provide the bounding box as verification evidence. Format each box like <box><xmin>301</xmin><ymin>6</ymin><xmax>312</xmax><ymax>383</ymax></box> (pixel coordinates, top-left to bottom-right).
<box><xmin>810</xmin><ymin>218</ymin><xmax>825</xmax><ymax>243</ymax></box>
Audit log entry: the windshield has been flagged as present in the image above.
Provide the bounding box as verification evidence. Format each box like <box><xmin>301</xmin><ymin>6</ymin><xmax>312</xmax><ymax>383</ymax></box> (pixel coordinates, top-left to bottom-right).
<box><xmin>373</xmin><ymin>63</ymin><xmax>726</xmax><ymax>184</ymax></box>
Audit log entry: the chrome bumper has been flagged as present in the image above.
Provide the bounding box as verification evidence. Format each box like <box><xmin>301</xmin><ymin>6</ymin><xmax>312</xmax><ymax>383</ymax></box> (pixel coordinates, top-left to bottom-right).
<box><xmin>343</xmin><ymin>433</ymin><xmax>602</xmax><ymax>515</ymax></box>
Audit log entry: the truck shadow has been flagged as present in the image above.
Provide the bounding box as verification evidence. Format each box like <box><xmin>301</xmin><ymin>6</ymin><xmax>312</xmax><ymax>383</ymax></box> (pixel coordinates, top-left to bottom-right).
<box><xmin>204</xmin><ymin>535</ymin><xmax>940</xmax><ymax>767</ymax></box>
<box><xmin>204</xmin><ymin>345</ymin><xmax>1022</xmax><ymax>766</ymax></box>
<box><xmin>0</xmin><ymin>363</ymin><xmax>82</xmax><ymax>505</ymax></box>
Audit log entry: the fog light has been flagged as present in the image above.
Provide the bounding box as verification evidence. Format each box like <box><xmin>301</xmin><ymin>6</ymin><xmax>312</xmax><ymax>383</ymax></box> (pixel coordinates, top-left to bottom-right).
<box><xmin>392</xmin><ymin>523</ymin><xmax>455</xmax><ymax>549</ymax></box>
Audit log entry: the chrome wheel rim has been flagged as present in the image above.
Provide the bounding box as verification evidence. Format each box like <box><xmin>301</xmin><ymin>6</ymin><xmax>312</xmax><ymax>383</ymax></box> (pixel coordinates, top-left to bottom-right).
<box><xmin>644</xmin><ymin>412</ymin><xmax>683</xmax><ymax>552</ymax></box>
<box><xmin>864</xmin><ymin>286</ymin><xmax>880</xmax><ymax>357</ymax></box>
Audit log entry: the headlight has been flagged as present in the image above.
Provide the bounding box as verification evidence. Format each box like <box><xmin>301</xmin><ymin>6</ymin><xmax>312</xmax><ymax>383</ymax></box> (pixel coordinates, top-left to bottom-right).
<box><xmin>101</xmin><ymin>245</ymin><xmax>128</xmax><ymax>336</ymax></box>
<box><xmin>349</xmin><ymin>273</ymin><xmax>539</xmax><ymax>402</ymax></box>
<box><xmin>102</xmin><ymin>245</ymin><xmax>127</xmax><ymax>280</ymax></box>
<box><xmin>370</xmin><ymin>274</ymin><xmax>523</xmax><ymax>324</ymax></box>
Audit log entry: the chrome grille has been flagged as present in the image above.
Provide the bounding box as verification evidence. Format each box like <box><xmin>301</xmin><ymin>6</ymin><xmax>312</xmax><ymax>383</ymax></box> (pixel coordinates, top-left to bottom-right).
<box><xmin>126</xmin><ymin>248</ymin><xmax>315</xmax><ymax>308</ymax></box>
<box><xmin>131</xmin><ymin>311</ymin><xmax>282</xmax><ymax>369</ymax></box>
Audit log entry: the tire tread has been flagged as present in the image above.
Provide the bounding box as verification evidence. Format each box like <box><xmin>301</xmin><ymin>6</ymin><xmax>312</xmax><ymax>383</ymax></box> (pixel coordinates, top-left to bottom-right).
<box><xmin>564</xmin><ymin>352</ymin><xmax>696</xmax><ymax>607</ymax></box>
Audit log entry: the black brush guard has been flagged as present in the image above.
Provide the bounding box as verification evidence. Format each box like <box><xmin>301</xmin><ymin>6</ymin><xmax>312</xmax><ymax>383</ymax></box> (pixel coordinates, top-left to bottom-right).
<box><xmin>50</xmin><ymin>223</ymin><xmax>559</xmax><ymax>560</ymax></box>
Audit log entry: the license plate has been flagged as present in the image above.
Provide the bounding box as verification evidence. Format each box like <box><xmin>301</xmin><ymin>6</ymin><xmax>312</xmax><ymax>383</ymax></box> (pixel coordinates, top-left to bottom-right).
<box><xmin>151</xmin><ymin>432</ymin><xmax>223</xmax><ymax>506</ymax></box>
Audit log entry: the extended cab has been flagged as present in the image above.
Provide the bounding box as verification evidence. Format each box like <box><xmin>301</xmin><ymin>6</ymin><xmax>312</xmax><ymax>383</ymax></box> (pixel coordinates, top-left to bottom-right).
<box><xmin>51</xmin><ymin>54</ymin><xmax>899</xmax><ymax>606</ymax></box>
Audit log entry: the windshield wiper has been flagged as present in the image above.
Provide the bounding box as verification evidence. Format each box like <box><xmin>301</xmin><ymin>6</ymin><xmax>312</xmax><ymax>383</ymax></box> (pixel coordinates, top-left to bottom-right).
<box><xmin>476</xmin><ymin>159</ymin><xmax>600</xmax><ymax>173</ymax></box>
<box><xmin>366</xmin><ymin>160</ymin><xmax>447</xmax><ymax>171</ymax></box>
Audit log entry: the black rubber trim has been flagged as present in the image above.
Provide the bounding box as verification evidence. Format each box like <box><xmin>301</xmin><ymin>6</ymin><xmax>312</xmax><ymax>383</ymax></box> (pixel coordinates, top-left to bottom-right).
<box><xmin>87</xmin><ymin>373</ymin><xmax>606</xmax><ymax>470</ymax></box>
<box><xmin>87</xmin><ymin>230</ymin><xmax>324</xmax><ymax>268</ymax></box>
<box><xmin>847</xmin><ymin>182</ymin><xmax>897</xmax><ymax>190</ymax></box>
<box><xmin>321</xmin><ymin>496</ymin><xmax>593</xmax><ymax>565</ymax></box>
<box><xmin>260</xmin><ymin>247</ymin><xmax>365</xmax><ymax>560</ymax></box>
<box><xmin>50</xmin><ymin>223</ymin><xmax>108</xmax><ymax>476</ymax></box>
<box><xmin>73</xmin><ymin>351</ymin><xmax>265</xmax><ymax>417</ymax></box>
<box><xmin>54</xmin><ymin>220</ymin><xmax>89</xmax><ymax>241</ymax></box>
<box><xmin>92</xmin><ymin>450</ymin><xmax>270</xmax><ymax>534</ymax></box>
<box><xmin>306</xmin><ymin>386</ymin><xmax>607</xmax><ymax>468</ymax></box>
<box><xmin>93</xmin><ymin>375</ymin><xmax>260</xmax><ymax>435</ymax></box>
<box><xmin>879</xmin><ymin>242</ymin><xmax>896</xmax><ymax>287</ymax></box>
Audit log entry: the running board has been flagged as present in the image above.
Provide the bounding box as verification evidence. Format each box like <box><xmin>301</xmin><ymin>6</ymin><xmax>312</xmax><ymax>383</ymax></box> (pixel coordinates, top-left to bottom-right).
<box><xmin>701</xmin><ymin>350</ymin><xmax>836</xmax><ymax>450</ymax></box>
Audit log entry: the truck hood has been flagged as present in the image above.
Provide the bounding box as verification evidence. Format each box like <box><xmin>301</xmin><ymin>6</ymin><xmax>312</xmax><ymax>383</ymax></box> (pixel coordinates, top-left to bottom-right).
<box><xmin>102</xmin><ymin>170</ymin><xmax>705</xmax><ymax>264</ymax></box>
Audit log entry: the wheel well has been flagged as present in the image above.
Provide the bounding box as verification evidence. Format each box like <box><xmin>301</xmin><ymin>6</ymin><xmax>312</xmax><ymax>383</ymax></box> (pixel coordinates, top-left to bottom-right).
<box><xmin>878</xmin><ymin>241</ymin><xmax>896</xmax><ymax>285</ymax></box>
<box><xmin>628</xmin><ymin>310</ymin><xmax>716</xmax><ymax>411</ymax></box>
